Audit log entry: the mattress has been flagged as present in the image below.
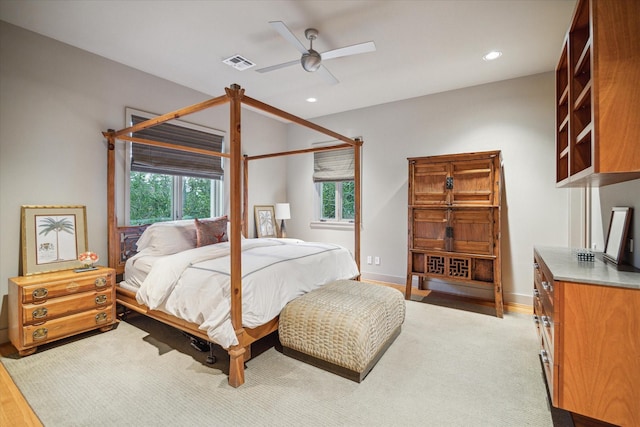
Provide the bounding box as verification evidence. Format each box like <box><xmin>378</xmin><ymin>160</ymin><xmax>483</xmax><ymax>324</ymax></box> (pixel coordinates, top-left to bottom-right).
<box><xmin>122</xmin><ymin>238</ymin><xmax>359</xmax><ymax>348</ymax></box>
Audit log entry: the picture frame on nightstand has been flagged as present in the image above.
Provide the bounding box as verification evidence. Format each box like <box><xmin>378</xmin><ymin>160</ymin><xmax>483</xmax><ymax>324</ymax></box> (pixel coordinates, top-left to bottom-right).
<box><xmin>603</xmin><ymin>206</ymin><xmax>632</xmax><ymax>265</ymax></box>
<box><xmin>20</xmin><ymin>205</ymin><xmax>88</xmax><ymax>275</ymax></box>
<box><xmin>254</xmin><ymin>205</ymin><xmax>277</xmax><ymax>238</ymax></box>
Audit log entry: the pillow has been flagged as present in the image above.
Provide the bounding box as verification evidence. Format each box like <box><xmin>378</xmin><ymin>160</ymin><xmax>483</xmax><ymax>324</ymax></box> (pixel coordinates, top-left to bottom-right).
<box><xmin>195</xmin><ymin>216</ymin><xmax>229</xmax><ymax>247</ymax></box>
<box><xmin>135</xmin><ymin>219</ymin><xmax>197</xmax><ymax>255</ymax></box>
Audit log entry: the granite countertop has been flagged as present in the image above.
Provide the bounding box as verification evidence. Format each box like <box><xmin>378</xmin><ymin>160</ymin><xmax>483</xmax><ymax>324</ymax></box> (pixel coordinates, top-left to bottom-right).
<box><xmin>534</xmin><ymin>246</ymin><xmax>640</xmax><ymax>290</ymax></box>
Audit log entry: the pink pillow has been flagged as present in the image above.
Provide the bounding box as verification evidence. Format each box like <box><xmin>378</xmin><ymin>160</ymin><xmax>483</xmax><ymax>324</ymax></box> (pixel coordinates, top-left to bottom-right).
<box><xmin>195</xmin><ymin>216</ymin><xmax>228</xmax><ymax>247</ymax></box>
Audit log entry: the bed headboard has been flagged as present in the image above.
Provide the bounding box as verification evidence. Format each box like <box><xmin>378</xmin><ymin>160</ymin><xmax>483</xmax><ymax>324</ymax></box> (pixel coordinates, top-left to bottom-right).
<box><xmin>111</xmin><ymin>224</ymin><xmax>150</xmax><ymax>275</ymax></box>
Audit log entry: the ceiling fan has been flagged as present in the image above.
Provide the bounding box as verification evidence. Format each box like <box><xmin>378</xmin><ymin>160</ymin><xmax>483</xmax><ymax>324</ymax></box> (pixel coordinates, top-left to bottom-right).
<box><xmin>255</xmin><ymin>21</ymin><xmax>376</xmax><ymax>85</ymax></box>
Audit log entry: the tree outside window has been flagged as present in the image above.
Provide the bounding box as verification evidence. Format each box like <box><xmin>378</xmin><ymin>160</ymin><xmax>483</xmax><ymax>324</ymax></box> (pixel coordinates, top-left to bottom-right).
<box><xmin>318</xmin><ymin>180</ymin><xmax>354</xmax><ymax>222</ymax></box>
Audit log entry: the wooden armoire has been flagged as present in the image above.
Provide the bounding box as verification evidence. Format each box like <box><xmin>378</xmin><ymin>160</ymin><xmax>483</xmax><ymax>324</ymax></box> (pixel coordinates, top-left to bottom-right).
<box><xmin>406</xmin><ymin>150</ymin><xmax>503</xmax><ymax>317</ymax></box>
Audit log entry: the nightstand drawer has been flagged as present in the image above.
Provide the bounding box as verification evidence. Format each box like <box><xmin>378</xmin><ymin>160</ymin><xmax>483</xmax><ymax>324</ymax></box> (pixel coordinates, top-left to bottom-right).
<box><xmin>21</xmin><ymin>291</ymin><xmax>113</xmax><ymax>325</ymax></box>
<box><xmin>22</xmin><ymin>306</ymin><xmax>114</xmax><ymax>347</ymax></box>
<box><xmin>20</xmin><ymin>273</ymin><xmax>112</xmax><ymax>303</ymax></box>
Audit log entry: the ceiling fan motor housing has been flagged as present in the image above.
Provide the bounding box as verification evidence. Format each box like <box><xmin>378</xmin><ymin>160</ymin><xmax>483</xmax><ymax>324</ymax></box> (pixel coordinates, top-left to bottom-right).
<box><xmin>302</xmin><ymin>28</ymin><xmax>321</xmax><ymax>72</ymax></box>
<box><xmin>301</xmin><ymin>49</ymin><xmax>322</xmax><ymax>72</ymax></box>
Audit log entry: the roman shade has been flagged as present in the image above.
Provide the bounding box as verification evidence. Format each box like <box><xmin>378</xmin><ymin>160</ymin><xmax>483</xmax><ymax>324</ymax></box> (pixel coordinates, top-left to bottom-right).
<box><xmin>131</xmin><ymin>115</ymin><xmax>224</xmax><ymax>180</ymax></box>
<box><xmin>313</xmin><ymin>148</ymin><xmax>354</xmax><ymax>182</ymax></box>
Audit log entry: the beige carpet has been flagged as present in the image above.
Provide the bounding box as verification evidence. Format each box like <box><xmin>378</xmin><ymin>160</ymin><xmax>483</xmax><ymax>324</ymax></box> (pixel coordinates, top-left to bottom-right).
<box><xmin>1</xmin><ymin>301</ymin><xmax>572</xmax><ymax>426</ymax></box>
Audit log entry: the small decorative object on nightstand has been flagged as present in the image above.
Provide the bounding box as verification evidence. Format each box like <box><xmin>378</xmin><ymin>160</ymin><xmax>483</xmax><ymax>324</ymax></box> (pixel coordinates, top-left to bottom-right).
<box><xmin>275</xmin><ymin>203</ymin><xmax>291</xmax><ymax>238</ymax></box>
<box><xmin>8</xmin><ymin>266</ymin><xmax>116</xmax><ymax>356</ymax></box>
<box><xmin>75</xmin><ymin>251</ymin><xmax>99</xmax><ymax>272</ymax></box>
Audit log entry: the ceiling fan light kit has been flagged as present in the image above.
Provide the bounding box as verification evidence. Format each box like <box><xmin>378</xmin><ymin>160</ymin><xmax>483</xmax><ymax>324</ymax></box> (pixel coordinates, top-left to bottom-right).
<box><xmin>256</xmin><ymin>21</ymin><xmax>376</xmax><ymax>84</ymax></box>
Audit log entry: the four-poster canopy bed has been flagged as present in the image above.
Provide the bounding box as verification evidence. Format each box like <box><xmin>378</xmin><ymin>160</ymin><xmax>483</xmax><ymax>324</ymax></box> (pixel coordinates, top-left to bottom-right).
<box><xmin>103</xmin><ymin>84</ymin><xmax>362</xmax><ymax>387</ymax></box>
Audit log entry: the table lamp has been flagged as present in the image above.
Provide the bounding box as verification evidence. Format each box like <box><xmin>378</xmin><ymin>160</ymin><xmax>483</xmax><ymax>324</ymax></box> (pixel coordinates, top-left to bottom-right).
<box><xmin>275</xmin><ymin>203</ymin><xmax>291</xmax><ymax>238</ymax></box>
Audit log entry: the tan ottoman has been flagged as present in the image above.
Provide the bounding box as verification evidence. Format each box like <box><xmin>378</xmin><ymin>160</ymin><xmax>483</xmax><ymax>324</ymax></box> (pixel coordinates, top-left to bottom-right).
<box><xmin>278</xmin><ymin>280</ymin><xmax>405</xmax><ymax>382</ymax></box>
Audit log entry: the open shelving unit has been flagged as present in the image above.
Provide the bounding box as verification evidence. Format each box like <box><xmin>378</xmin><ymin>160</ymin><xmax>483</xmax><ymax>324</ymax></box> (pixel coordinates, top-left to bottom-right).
<box><xmin>555</xmin><ymin>0</ymin><xmax>640</xmax><ymax>187</ymax></box>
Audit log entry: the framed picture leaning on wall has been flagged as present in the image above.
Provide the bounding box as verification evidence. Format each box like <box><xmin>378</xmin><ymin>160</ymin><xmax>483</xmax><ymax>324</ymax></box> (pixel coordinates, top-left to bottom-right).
<box><xmin>254</xmin><ymin>205</ymin><xmax>277</xmax><ymax>238</ymax></box>
<box><xmin>603</xmin><ymin>206</ymin><xmax>632</xmax><ymax>265</ymax></box>
<box><xmin>20</xmin><ymin>205</ymin><xmax>88</xmax><ymax>275</ymax></box>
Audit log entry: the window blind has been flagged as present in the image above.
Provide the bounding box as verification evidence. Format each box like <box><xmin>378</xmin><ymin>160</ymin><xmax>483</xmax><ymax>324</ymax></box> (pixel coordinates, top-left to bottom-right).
<box><xmin>131</xmin><ymin>115</ymin><xmax>224</xmax><ymax>180</ymax></box>
<box><xmin>313</xmin><ymin>148</ymin><xmax>354</xmax><ymax>182</ymax></box>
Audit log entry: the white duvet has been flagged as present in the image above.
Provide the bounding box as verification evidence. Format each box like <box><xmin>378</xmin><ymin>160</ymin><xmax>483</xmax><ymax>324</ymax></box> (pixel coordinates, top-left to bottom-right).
<box><xmin>134</xmin><ymin>238</ymin><xmax>359</xmax><ymax>348</ymax></box>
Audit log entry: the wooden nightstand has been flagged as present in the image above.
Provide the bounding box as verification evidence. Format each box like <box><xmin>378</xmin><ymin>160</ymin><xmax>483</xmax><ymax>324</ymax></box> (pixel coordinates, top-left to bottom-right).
<box><xmin>8</xmin><ymin>266</ymin><xmax>116</xmax><ymax>356</ymax></box>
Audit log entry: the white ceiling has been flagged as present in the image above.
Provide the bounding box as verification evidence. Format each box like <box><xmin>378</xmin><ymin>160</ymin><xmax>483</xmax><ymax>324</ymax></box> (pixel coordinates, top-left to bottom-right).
<box><xmin>0</xmin><ymin>0</ymin><xmax>576</xmax><ymax>119</ymax></box>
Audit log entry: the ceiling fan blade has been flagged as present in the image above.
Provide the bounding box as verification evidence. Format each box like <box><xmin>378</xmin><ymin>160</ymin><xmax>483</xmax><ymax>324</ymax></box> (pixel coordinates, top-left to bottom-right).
<box><xmin>255</xmin><ymin>59</ymin><xmax>299</xmax><ymax>73</ymax></box>
<box><xmin>316</xmin><ymin>65</ymin><xmax>339</xmax><ymax>85</ymax></box>
<box><xmin>269</xmin><ymin>21</ymin><xmax>308</xmax><ymax>55</ymax></box>
<box><xmin>321</xmin><ymin>41</ymin><xmax>376</xmax><ymax>61</ymax></box>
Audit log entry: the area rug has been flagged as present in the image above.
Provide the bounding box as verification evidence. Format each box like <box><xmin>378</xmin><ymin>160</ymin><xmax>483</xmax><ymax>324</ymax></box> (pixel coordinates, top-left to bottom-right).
<box><xmin>1</xmin><ymin>301</ymin><xmax>571</xmax><ymax>426</ymax></box>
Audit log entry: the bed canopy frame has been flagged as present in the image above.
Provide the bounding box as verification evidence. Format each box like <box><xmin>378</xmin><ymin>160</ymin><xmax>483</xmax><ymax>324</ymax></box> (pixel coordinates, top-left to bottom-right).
<box><xmin>103</xmin><ymin>84</ymin><xmax>362</xmax><ymax>387</ymax></box>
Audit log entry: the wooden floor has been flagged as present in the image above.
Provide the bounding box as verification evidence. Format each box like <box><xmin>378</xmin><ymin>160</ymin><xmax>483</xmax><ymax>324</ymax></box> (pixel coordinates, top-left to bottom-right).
<box><xmin>0</xmin><ymin>342</ymin><xmax>43</xmax><ymax>427</ymax></box>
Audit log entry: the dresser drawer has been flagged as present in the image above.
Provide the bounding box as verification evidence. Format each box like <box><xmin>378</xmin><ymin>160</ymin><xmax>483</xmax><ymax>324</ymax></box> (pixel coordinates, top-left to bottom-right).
<box><xmin>20</xmin><ymin>273</ymin><xmax>112</xmax><ymax>304</ymax></box>
<box><xmin>21</xmin><ymin>290</ymin><xmax>113</xmax><ymax>325</ymax></box>
<box><xmin>540</xmin><ymin>326</ymin><xmax>555</xmax><ymax>403</ymax></box>
<box><xmin>22</xmin><ymin>306</ymin><xmax>114</xmax><ymax>347</ymax></box>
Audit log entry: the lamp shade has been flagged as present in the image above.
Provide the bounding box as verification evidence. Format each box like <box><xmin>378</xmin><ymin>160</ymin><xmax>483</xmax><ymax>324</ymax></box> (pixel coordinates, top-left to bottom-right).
<box><xmin>275</xmin><ymin>203</ymin><xmax>291</xmax><ymax>220</ymax></box>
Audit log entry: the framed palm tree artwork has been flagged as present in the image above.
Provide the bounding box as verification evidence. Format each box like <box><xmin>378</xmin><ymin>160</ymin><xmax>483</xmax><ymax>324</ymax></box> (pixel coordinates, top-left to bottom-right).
<box><xmin>20</xmin><ymin>205</ymin><xmax>88</xmax><ymax>275</ymax></box>
<box><xmin>254</xmin><ymin>205</ymin><xmax>277</xmax><ymax>238</ymax></box>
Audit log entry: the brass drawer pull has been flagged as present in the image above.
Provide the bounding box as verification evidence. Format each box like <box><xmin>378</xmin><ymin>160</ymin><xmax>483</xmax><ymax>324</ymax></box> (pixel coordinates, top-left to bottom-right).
<box><xmin>541</xmin><ymin>315</ymin><xmax>551</xmax><ymax>328</ymax></box>
<box><xmin>94</xmin><ymin>277</ymin><xmax>107</xmax><ymax>288</ymax></box>
<box><xmin>33</xmin><ymin>327</ymin><xmax>48</xmax><ymax>341</ymax></box>
<box><xmin>32</xmin><ymin>307</ymin><xmax>48</xmax><ymax>320</ymax></box>
<box><xmin>95</xmin><ymin>295</ymin><xmax>108</xmax><ymax>305</ymax></box>
<box><xmin>95</xmin><ymin>312</ymin><xmax>108</xmax><ymax>324</ymax></box>
<box><xmin>540</xmin><ymin>349</ymin><xmax>549</xmax><ymax>364</ymax></box>
<box><xmin>32</xmin><ymin>287</ymin><xmax>48</xmax><ymax>301</ymax></box>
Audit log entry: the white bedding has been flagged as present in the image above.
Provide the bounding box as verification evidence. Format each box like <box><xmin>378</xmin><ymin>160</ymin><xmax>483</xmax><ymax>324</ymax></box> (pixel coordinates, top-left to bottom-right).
<box><xmin>127</xmin><ymin>238</ymin><xmax>359</xmax><ymax>348</ymax></box>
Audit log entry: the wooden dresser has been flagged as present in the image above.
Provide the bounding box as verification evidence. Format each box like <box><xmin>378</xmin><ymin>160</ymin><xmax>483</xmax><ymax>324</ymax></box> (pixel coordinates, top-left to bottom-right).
<box><xmin>8</xmin><ymin>266</ymin><xmax>116</xmax><ymax>356</ymax></box>
<box><xmin>406</xmin><ymin>150</ymin><xmax>503</xmax><ymax>317</ymax></box>
<box><xmin>533</xmin><ymin>247</ymin><xmax>640</xmax><ymax>426</ymax></box>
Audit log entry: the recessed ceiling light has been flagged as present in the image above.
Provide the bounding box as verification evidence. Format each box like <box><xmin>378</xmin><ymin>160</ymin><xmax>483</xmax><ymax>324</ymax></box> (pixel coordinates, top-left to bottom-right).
<box><xmin>483</xmin><ymin>51</ymin><xmax>502</xmax><ymax>61</ymax></box>
<box><xmin>306</xmin><ymin>97</ymin><xmax>317</xmax><ymax>103</ymax></box>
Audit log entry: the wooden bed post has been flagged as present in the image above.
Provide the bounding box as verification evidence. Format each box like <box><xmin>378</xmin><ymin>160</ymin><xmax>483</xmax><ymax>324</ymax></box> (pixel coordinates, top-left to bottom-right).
<box><xmin>243</xmin><ymin>155</ymin><xmax>249</xmax><ymax>238</ymax></box>
<box><xmin>354</xmin><ymin>138</ymin><xmax>362</xmax><ymax>275</ymax></box>
<box><xmin>106</xmin><ymin>131</ymin><xmax>118</xmax><ymax>270</ymax></box>
<box><xmin>226</xmin><ymin>84</ymin><xmax>246</xmax><ymax>388</ymax></box>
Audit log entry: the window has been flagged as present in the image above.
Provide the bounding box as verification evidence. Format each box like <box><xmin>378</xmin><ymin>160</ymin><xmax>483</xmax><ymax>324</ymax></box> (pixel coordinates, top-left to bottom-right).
<box><xmin>313</xmin><ymin>147</ymin><xmax>355</xmax><ymax>223</ymax></box>
<box><xmin>125</xmin><ymin>109</ymin><xmax>225</xmax><ymax>225</ymax></box>
<box><xmin>317</xmin><ymin>181</ymin><xmax>355</xmax><ymax>221</ymax></box>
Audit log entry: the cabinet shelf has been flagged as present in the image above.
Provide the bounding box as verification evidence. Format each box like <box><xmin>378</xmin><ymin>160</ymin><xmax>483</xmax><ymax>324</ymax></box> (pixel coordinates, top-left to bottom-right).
<box><xmin>574</xmin><ymin>39</ymin><xmax>591</xmax><ymax>77</ymax></box>
<box><xmin>558</xmin><ymin>115</ymin><xmax>569</xmax><ymax>133</ymax></box>
<box><xmin>573</xmin><ymin>80</ymin><xmax>592</xmax><ymax>111</ymax></box>
<box><xmin>558</xmin><ymin>86</ymin><xmax>569</xmax><ymax>107</ymax></box>
<box><xmin>560</xmin><ymin>147</ymin><xmax>569</xmax><ymax>158</ymax></box>
<box><xmin>576</xmin><ymin>123</ymin><xmax>593</xmax><ymax>145</ymax></box>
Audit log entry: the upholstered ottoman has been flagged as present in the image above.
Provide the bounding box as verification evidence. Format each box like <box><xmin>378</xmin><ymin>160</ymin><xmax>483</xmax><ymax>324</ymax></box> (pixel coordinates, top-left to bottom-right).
<box><xmin>278</xmin><ymin>280</ymin><xmax>405</xmax><ymax>382</ymax></box>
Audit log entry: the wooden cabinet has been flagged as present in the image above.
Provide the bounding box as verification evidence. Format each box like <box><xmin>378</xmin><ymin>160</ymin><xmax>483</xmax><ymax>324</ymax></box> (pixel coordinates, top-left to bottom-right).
<box><xmin>406</xmin><ymin>151</ymin><xmax>503</xmax><ymax>317</ymax></box>
<box><xmin>556</xmin><ymin>0</ymin><xmax>640</xmax><ymax>187</ymax></box>
<box><xmin>533</xmin><ymin>247</ymin><xmax>640</xmax><ymax>426</ymax></box>
<box><xmin>8</xmin><ymin>267</ymin><xmax>116</xmax><ymax>356</ymax></box>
